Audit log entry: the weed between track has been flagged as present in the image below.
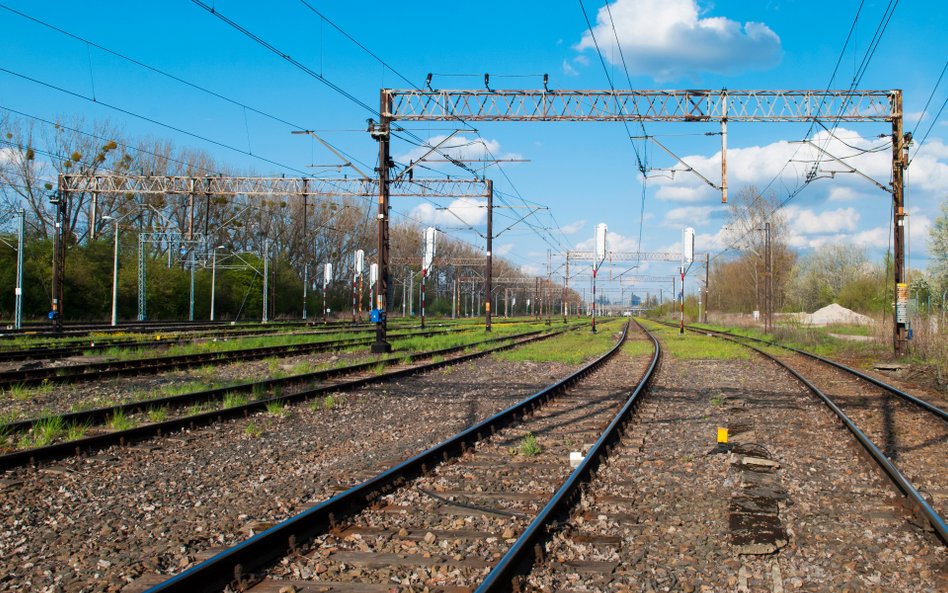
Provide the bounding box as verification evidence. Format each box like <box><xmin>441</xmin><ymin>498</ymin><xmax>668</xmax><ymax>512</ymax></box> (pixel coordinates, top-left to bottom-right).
<box><xmin>493</xmin><ymin>321</ymin><xmax>621</xmax><ymax>364</ymax></box>
<box><xmin>638</xmin><ymin>319</ymin><xmax>749</xmax><ymax>360</ymax></box>
<box><xmin>519</xmin><ymin>432</ymin><xmax>541</xmax><ymax>456</ymax></box>
<box><xmin>0</xmin><ymin>321</ymin><xmax>554</xmax><ymax>453</ymax></box>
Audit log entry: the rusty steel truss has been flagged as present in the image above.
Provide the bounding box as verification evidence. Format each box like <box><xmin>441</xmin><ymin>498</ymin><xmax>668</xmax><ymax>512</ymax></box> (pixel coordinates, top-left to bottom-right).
<box><xmin>59</xmin><ymin>174</ymin><xmax>490</xmax><ymax>198</ymax></box>
<box><xmin>383</xmin><ymin>89</ymin><xmax>897</xmax><ymax>122</ymax></box>
<box><xmin>374</xmin><ymin>87</ymin><xmax>908</xmax><ymax>354</ymax></box>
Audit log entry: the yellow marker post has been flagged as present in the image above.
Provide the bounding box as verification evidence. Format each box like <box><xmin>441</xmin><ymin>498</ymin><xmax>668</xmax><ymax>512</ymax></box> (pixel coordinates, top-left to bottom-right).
<box><xmin>717</xmin><ymin>427</ymin><xmax>729</xmax><ymax>444</ymax></box>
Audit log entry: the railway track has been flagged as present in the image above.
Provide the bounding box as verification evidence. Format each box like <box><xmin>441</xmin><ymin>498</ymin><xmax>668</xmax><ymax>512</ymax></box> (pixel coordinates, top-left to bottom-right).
<box><xmin>0</xmin><ymin>319</ymin><xmax>317</xmax><ymax>340</ymax></box>
<box><xmin>0</xmin><ymin>326</ymin><xmax>470</xmax><ymax>363</ymax></box>
<box><xmin>0</xmin><ymin>325</ymin><xmax>566</xmax><ymax>470</ymax></box>
<box><xmin>0</xmin><ymin>326</ymin><xmax>473</xmax><ymax>389</ymax></box>
<box><xmin>129</xmin><ymin>320</ymin><xmax>659</xmax><ymax>593</ymax></box>
<box><xmin>663</xmin><ymin>320</ymin><xmax>948</xmax><ymax>543</ymax></box>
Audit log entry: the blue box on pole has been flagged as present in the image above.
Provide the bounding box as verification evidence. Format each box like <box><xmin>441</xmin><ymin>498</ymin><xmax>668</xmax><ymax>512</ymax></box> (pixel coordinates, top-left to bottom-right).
<box><xmin>370</xmin><ymin>309</ymin><xmax>385</xmax><ymax>323</ymax></box>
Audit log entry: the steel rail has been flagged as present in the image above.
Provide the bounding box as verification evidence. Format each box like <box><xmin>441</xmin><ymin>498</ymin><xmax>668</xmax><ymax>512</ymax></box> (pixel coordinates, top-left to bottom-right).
<box><xmin>0</xmin><ymin>327</ymin><xmax>470</xmax><ymax>389</ymax></box>
<box><xmin>0</xmin><ymin>326</ymin><xmax>567</xmax><ymax>470</ymax></box>
<box><xmin>143</xmin><ymin>321</ymin><xmax>632</xmax><ymax>593</ymax></box>
<box><xmin>0</xmin><ymin>326</ymin><xmax>515</xmax><ymax>436</ymax></box>
<box><xmin>662</xmin><ymin>321</ymin><xmax>947</xmax><ymax>544</ymax></box>
<box><xmin>726</xmin><ymin>335</ymin><xmax>948</xmax><ymax>544</ymax></box>
<box><xmin>476</xmin><ymin>319</ymin><xmax>660</xmax><ymax>592</ymax></box>
<box><xmin>703</xmin><ymin>325</ymin><xmax>948</xmax><ymax>422</ymax></box>
<box><xmin>0</xmin><ymin>325</ymin><xmax>467</xmax><ymax>364</ymax></box>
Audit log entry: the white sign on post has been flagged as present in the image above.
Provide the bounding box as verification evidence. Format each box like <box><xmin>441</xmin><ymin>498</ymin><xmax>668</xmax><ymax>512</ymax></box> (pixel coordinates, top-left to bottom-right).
<box><xmin>354</xmin><ymin>249</ymin><xmax>365</xmax><ymax>275</ymax></box>
<box><xmin>682</xmin><ymin>227</ymin><xmax>695</xmax><ymax>264</ymax></box>
<box><xmin>323</xmin><ymin>263</ymin><xmax>332</xmax><ymax>286</ymax></box>
<box><xmin>595</xmin><ymin>223</ymin><xmax>608</xmax><ymax>268</ymax></box>
<box><xmin>423</xmin><ymin>227</ymin><xmax>437</xmax><ymax>271</ymax></box>
<box><xmin>369</xmin><ymin>263</ymin><xmax>378</xmax><ymax>288</ymax></box>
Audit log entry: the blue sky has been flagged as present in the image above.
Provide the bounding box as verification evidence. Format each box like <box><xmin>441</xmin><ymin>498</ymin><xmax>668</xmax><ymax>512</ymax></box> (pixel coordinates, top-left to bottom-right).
<box><xmin>1</xmin><ymin>1</ymin><xmax>946</xmax><ymax>301</ymax></box>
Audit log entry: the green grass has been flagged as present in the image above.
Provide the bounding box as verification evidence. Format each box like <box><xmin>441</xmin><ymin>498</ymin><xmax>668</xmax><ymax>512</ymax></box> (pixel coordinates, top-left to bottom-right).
<box><xmin>244</xmin><ymin>421</ymin><xmax>264</xmax><ymax>438</ymax></box>
<box><xmin>188</xmin><ymin>402</ymin><xmax>213</xmax><ymax>416</ymax></box>
<box><xmin>621</xmin><ymin>339</ymin><xmax>656</xmax><ymax>358</ymax></box>
<box><xmin>310</xmin><ymin>393</ymin><xmax>344</xmax><ymax>412</ymax></box>
<box><xmin>265</xmin><ymin>400</ymin><xmax>288</xmax><ymax>417</ymax></box>
<box><xmin>109</xmin><ymin>409</ymin><xmax>137</xmax><ymax>431</ymax></box>
<box><xmin>6</xmin><ymin>383</ymin><xmax>32</xmax><ymax>401</ymax></box>
<box><xmin>290</xmin><ymin>361</ymin><xmax>314</xmax><ymax>375</ymax></box>
<box><xmin>223</xmin><ymin>392</ymin><xmax>248</xmax><ymax>409</ymax></box>
<box><xmin>0</xmin><ymin>413</ymin><xmax>15</xmax><ymax>448</ymax></box>
<box><xmin>17</xmin><ymin>415</ymin><xmax>66</xmax><ymax>448</ymax></box>
<box><xmin>493</xmin><ymin>323</ymin><xmax>621</xmax><ymax>364</ymax></box>
<box><xmin>519</xmin><ymin>432</ymin><xmax>541</xmax><ymax>456</ymax></box>
<box><xmin>6</xmin><ymin>379</ymin><xmax>53</xmax><ymax>401</ymax></box>
<box><xmin>160</xmin><ymin>382</ymin><xmax>212</xmax><ymax>397</ymax></box>
<box><xmin>64</xmin><ymin>422</ymin><xmax>89</xmax><ymax>442</ymax></box>
<box><xmin>657</xmin><ymin>331</ymin><xmax>749</xmax><ymax>360</ymax></box>
<box><xmin>146</xmin><ymin>406</ymin><xmax>169</xmax><ymax>423</ymax></box>
<box><xmin>70</xmin><ymin>397</ymin><xmax>112</xmax><ymax>413</ymax></box>
<box><xmin>373</xmin><ymin>362</ymin><xmax>387</xmax><ymax>375</ymax></box>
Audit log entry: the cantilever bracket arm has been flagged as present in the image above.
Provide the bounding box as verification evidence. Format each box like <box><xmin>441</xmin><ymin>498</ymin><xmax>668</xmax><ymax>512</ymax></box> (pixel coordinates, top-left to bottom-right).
<box><xmin>637</xmin><ymin>135</ymin><xmax>721</xmax><ymax>191</ymax></box>
<box><xmin>792</xmin><ymin>140</ymin><xmax>890</xmax><ymax>193</ymax></box>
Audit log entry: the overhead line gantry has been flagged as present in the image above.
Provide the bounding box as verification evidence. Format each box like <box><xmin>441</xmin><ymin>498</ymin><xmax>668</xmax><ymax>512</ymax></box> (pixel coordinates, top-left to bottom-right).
<box><xmin>373</xmin><ymin>87</ymin><xmax>908</xmax><ymax>353</ymax></box>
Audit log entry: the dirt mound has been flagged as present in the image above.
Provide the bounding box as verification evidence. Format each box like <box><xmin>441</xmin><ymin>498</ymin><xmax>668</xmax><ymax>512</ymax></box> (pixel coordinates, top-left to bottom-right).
<box><xmin>803</xmin><ymin>303</ymin><xmax>872</xmax><ymax>326</ymax></box>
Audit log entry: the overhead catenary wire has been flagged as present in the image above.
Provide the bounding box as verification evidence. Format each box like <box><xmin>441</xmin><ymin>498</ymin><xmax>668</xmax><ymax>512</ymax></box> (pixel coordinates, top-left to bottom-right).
<box><xmin>290</xmin><ymin>1</ymin><xmax>579</xmax><ymax>256</ymax></box>
<box><xmin>709</xmin><ymin>0</ymin><xmax>899</xmax><ymax>264</ymax></box>
<box><xmin>908</xmin><ymin>60</ymin><xmax>948</xmax><ymax>165</ymax></box>
<box><xmin>0</xmin><ymin>2</ymin><xmax>374</xmax><ymax>175</ymax></box>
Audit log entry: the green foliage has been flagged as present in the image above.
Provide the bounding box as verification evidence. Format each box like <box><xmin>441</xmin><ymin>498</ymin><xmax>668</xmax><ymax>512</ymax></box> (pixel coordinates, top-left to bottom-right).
<box><xmin>646</xmin><ymin>323</ymin><xmax>749</xmax><ymax>360</ymax></box>
<box><xmin>146</xmin><ymin>406</ymin><xmax>168</xmax><ymax>423</ymax></box>
<box><xmin>494</xmin><ymin>323</ymin><xmax>620</xmax><ymax>364</ymax></box>
<box><xmin>929</xmin><ymin>201</ymin><xmax>948</xmax><ymax>295</ymax></box>
<box><xmin>244</xmin><ymin>421</ymin><xmax>263</xmax><ymax>438</ymax></box>
<box><xmin>519</xmin><ymin>432</ymin><xmax>541</xmax><ymax>456</ymax></box>
<box><xmin>223</xmin><ymin>392</ymin><xmax>248</xmax><ymax>409</ymax></box>
<box><xmin>64</xmin><ymin>422</ymin><xmax>89</xmax><ymax>442</ymax></box>
<box><xmin>265</xmin><ymin>400</ymin><xmax>287</xmax><ymax>417</ymax></box>
<box><xmin>109</xmin><ymin>409</ymin><xmax>136</xmax><ymax>431</ymax></box>
<box><xmin>30</xmin><ymin>415</ymin><xmax>65</xmax><ymax>447</ymax></box>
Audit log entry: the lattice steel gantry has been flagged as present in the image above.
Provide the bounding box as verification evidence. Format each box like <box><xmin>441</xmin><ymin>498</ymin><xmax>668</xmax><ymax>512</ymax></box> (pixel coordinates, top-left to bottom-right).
<box><xmin>376</xmin><ymin>87</ymin><xmax>908</xmax><ymax>353</ymax></box>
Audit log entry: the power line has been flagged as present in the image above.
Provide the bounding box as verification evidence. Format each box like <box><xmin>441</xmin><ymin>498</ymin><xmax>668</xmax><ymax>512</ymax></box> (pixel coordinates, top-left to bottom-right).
<box><xmin>909</xmin><ymin>94</ymin><xmax>947</xmax><ymax>165</ymax></box>
<box><xmin>908</xmin><ymin>60</ymin><xmax>948</xmax><ymax>165</ymax></box>
<box><xmin>0</xmin><ymin>104</ymin><xmax>222</xmax><ymax>176</ymax></box>
<box><xmin>602</xmin><ymin>0</ymin><xmax>650</xmax><ymax>261</ymax></box>
<box><xmin>296</xmin><ymin>1</ymin><xmax>417</xmax><ymax>89</ymax></box>
<box><xmin>0</xmin><ymin>66</ymin><xmax>313</xmax><ymax>177</ymax></box>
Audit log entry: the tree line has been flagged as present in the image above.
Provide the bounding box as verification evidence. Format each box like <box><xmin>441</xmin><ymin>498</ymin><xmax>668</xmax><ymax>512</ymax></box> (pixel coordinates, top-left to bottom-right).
<box><xmin>708</xmin><ymin>188</ymin><xmax>948</xmax><ymax>316</ymax></box>
<box><xmin>0</xmin><ymin>113</ymin><xmax>573</xmax><ymax>323</ymax></box>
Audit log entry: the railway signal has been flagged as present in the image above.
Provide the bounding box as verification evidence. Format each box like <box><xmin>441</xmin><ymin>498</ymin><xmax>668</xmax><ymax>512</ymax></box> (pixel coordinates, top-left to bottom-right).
<box><xmin>322</xmin><ymin>263</ymin><xmax>332</xmax><ymax>324</ymax></box>
<box><xmin>421</xmin><ymin>227</ymin><xmax>437</xmax><ymax>329</ymax></box>
<box><xmin>592</xmin><ymin>223</ymin><xmax>607</xmax><ymax>334</ymax></box>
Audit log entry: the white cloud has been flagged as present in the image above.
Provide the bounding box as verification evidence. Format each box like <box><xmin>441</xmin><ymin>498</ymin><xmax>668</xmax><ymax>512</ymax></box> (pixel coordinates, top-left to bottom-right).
<box><xmin>787</xmin><ymin>206</ymin><xmax>859</xmax><ymax>235</ymax></box>
<box><xmin>560</xmin><ymin>219</ymin><xmax>587</xmax><ymax>235</ymax></box>
<box><xmin>396</xmin><ymin>134</ymin><xmax>521</xmax><ymax>167</ymax></box>
<box><xmin>827</xmin><ymin>187</ymin><xmax>860</xmax><ymax>201</ymax></box>
<box><xmin>574</xmin><ymin>229</ymin><xmax>644</xmax><ymax>253</ymax></box>
<box><xmin>494</xmin><ymin>243</ymin><xmax>514</xmax><ymax>256</ymax></box>
<box><xmin>562</xmin><ymin>59</ymin><xmax>579</xmax><ymax>77</ymax></box>
<box><xmin>655</xmin><ymin>184</ymin><xmax>713</xmax><ymax>203</ymax></box>
<box><xmin>787</xmin><ymin>226</ymin><xmax>888</xmax><ymax>250</ymax></box>
<box><xmin>409</xmin><ymin>198</ymin><xmax>486</xmax><ymax>227</ymax></box>
<box><xmin>662</xmin><ymin>205</ymin><xmax>719</xmax><ymax>227</ymax></box>
<box><xmin>575</xmin><ymin>0</ymin><xmax>782</xmax><ymax>81</ymax></box>
<box><xmin>649</xmin><ymin>128</ymin><xmax>948</xmax><ymax>202</ymax></box>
